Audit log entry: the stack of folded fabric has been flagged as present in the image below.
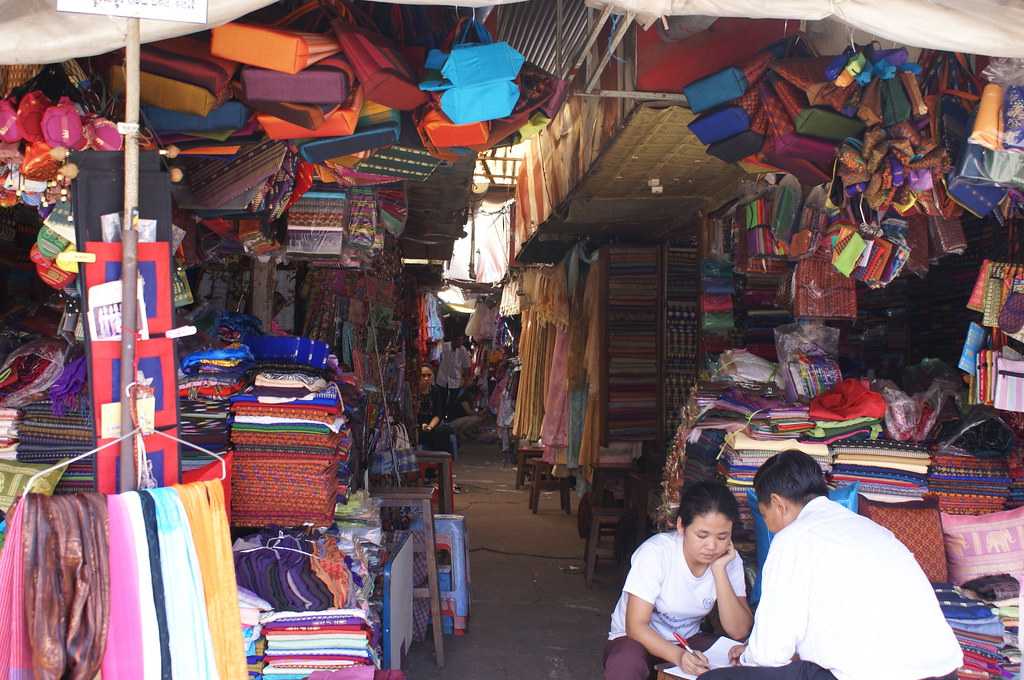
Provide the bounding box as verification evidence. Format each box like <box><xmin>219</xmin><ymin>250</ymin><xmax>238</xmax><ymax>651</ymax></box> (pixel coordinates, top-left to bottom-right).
<box><xmin>804</xmin><ymin>378</ymin><xmax>885</xmax><ymax>445</ymax></box>
<box><xmin>240</xmin><ymin>586</ymin><xmax>272</xmax><ymax>680</ymax></box>
<box><xmin>179</xmin><ymin>397</ymin><xmax>233</xmax><ymax>472</ymax></box>
<box><xmin>748</xmin><ymin>404</ymin><xmax>815</xmax><ymax>439</ymax></box>
<box><xmin>701</xmin><ymin>259</ymin><xmax>735</xmax><ymax>337</ymax></box>
<box><xmin>928</xmin><ymin>450</ymin><xmax>1011</xmax><ymax>515</ymax></box>
<box><xmin>15</xmin><ymin>398</ymin><xmax>95</xmax><ymax>493</ymax></box>
<box><xmin>260</xmin><ymin>609</ymin><xmax>376</xmax><ymax>676</ymax></box>
<box><xmin>230</xmin><ymin>366</ymin><xmax>346</xmax><ymax>527</ymax></box>
<box><xmin>934</xmin><ymin>583</ymin><xmax>1015</xmax><ymax>680</ymax></box>
<box><xmin>180</xmin><ymin>345</ymin><xmax>255</xmax><ymax>390</ymax></box>
<box><xmin>962</xmin><ymin>575</ymin><xmax>1022</xmax><ymax>678</ymax></box>
<box><xmin>180</xmin><ymin>346</ymin><xmax>254</xmax><ymax>472</ymax></box>
<box><xmin>830</xmin><ymin>440</ymin><xmax>930</xmax><ymax>501</ymax></box>
<box><xmin>1008</xmin><ymin>448</ymin><xmax>1024</xmax><ymax>509</ymax></box>
<box><xmin>0</xmin><ymin>407</ymin><xmax>17</xmax><ymax>459</ymax></box>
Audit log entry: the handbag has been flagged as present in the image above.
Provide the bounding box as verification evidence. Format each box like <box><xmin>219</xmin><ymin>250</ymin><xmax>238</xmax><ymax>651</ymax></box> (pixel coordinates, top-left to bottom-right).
<box><xmin>258</xmin><ymin>88</ymin><xmax>363</xmax><ymax>141</ymax></box>
<box><xmin>418</xmin><ymin>106</ymin><xmax>489</xmax><ymax>148</ymax></box>
<box><xmin>706</xmin><ymin>130</ymin><xmax>764</xmax><ymax>163</ymax></box>
<box><xmin>211</xmin><ymin>18</ymin><xmax>340</xmax><ymax>74</ymax></box>
<box><xmin>186</xmin><ymin>140</ymin><xmax>289</xmax><ymax>208</ymax></box>
<box><xmin>112</xmin><ymin>66</ymin><xmax>221</xmax><ymax>117</ymax></box>
<box><xmin>927</xmin><ymin>214</ymin><xmax>968</xmax><ymax>256</ymax></box>
<box><xmin>244</xmin><ymin>101</ymin><xmax>333</xmax><ymax>131</ymax></box>
<box><xmin>241</xmin><ymin>55</ymin><xmax>354</xmax><ymax>104</ymax></box>
<box><xmin>688</xmin><ymin>106</ymin><xmax>750</xmax><ymax>145</ymax></box>
<box><xmin>144</xmin><ymin>101</ymin><xmax>250</xmax><ymax>135</ymax></box>
<box><xmin>996</xmin><ymin>357</ymin><xmax>1024</xmax><ymax>413</ymax></box>
<box><xmin>794</xmin><ymin>107</ymin><xmax>865</xmax><ymax>142</ymax></box>
<box><xmin>683</xmin><ymin>67</ymin><xmax>747</xmax><ymax>114</ymax></box>
<box><xmin>793</xmin><ymin>255</ymin><xmax>857</xmax><ymax>320</ymax></box>
<box><xmin>764</xmin><ymin>132</ymin><xmax>836</xmax><ymax>185</ymax></box>
<box><xmin>298</xmin><ymin>115</ymin><xmax>401</xmax><ymax>163</ymax></box>
<box><xmin>141</xmin><ymin>36</ymin><xmax>238</xmax><ymax>96</ymax></box>
<box><xmin>327</xmin><ymin>2</ymin><xmax>426</xmax><ymax>110</ymax></box>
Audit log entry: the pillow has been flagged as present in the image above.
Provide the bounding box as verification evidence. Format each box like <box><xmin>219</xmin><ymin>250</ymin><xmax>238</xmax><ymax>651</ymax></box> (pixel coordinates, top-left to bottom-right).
<box><xmin>746</xmin><ymin>484</ymin><xmax>859</xmax><ymax>603</ymax></box>
<box><xmin>942</xmin><ymin>506</ymin><xmax>1024</xmax><ymax>585</ymax></box>
<box><xmin>0</xmin><ymin>459</ymin><xmax>66</xmax><ymax>512</ymax></box>
<box><xmin>859</xmin><ymin>496</ymin><xmax>948</xmax><ymax>583</ymax></box>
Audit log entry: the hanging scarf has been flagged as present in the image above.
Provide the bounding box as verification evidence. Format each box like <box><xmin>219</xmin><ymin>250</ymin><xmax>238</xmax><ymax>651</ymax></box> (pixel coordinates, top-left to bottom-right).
<box><xmin>174</xmin><ymin>481</ymin><xmax>247</xmax><ymax>680</ymax></box>
<box><xmin>123</xmin><ymin>492</ymin><xmax>163</xmax><ymax>680</ymax></box>
<box><xmin>101</xmin><ymin>493</ymin><xmax>144</xmax><ymax>679</ymax></box>
<box><xmin>138</xmin><ymin>490</ymin><xmax>174</xmax><ymax>680</ymax></box>
<box><xmin>48</xmin><ymin>355</ymin><xmax>87</xmax><ymax>417</ymax></box>
<box><xmin>0</xmin><ymin>498</ymin><xmax>31</xmax><ymax>677</ymax></box>
<box><xmin>145</xmin><ymin>488</ymin><xmax>218</xmax><ymax>679</ymax></box>
<box><xmin>23</xmin><ymin>493</ymin><xmax>110</xmax><ymax>680</ymax></box>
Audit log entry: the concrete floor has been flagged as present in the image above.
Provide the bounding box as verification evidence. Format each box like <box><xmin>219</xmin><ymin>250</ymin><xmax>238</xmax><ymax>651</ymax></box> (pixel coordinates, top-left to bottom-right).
<box><xmin>405</xmin><ymin>442</ymin><xmax>627</xmax><ymax>680</ymax></box>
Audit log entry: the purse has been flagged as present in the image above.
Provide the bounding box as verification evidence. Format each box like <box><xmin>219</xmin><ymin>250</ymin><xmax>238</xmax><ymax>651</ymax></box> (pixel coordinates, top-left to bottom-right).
<box><xmin>706</xmin><ymin>130</ymin><xmax>764</xmax><ymax>163</ymax></box>
<box><xmin>418</xmin><ymin>106</ymin><xmax>490</xmax><ymax>148</ymax></box>
<box><xmin>298</xmin><ymin>116</ymin><xmax>401</xmax><ymax>163</ymax></box>
<box><xmin>144</xmin><ymin>101</ymin><xmax>250</xmax><ymax>135</ymax></box>
<box><xmin>112</xmin><ymin>66</ymin><xmax>221</xmax><ymax>117</ymax></box>
<box><xmin>793</xmin><ymin>255</ymin><xmax>857</xmax><ymax>320</ymax></box>
<box><xmin>244</xmin><ymin>101</ymin><xmax>333</xmax><ymax>131</ymax></box>
<box><xmin>794</xmin><ymin>107</ymin><xmax>865</xmax><ymax>142</ymax></box>
<box><xmin>688</xmin><ymin>106</ymin><xmax>750</xmax><ymax>145</ymax></box>
<box><xmin>186</xmin><ymin>140</ymin><xmax>289</xmax><ymax>208</ymax></box>
<box><xmin>211</xmin><ymin>24</ymin><xmax>340</xmax><ymax>74</ymax></box>
<box><xmin>241</xmin><ymin>55</ymin><xmax>354</xmax><ymax>104</ymax></box>
<box><xmin>683</xmin><ymin>67</ymin><xmax>747</xmax><ymax>114</ymax></box>
<box><xmin>258</xmin><ymin>88</ymin><xmax>363</xmax><ymax>141</ymax></box>
<box><xmin>141</xmin><ymin>36</ymin><xmax>238</xmax><ymax>96</ymax></box>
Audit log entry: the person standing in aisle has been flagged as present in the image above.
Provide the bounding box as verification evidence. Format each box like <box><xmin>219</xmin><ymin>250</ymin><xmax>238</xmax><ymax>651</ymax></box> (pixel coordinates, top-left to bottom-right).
<box><xmin>435</xmin><ymin>334</ymin><xmax>471</xmax><ymax>416</ymax></box>
<box><xmin>703</xmin><ymin>451</ymin><xmax>962</xmax><ymax>680</ymax></box>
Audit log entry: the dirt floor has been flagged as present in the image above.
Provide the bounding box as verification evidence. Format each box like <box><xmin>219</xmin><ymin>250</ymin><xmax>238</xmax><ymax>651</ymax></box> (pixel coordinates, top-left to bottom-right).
<box><xmin>404</xmin><ymin>440</ymin><xmax>628</xmax><ymax>680</ymax></box>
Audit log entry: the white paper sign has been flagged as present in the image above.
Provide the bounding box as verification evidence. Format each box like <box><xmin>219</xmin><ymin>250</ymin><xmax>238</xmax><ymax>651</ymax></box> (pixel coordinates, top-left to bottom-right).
<box><xmin>57</xmin><ymin>0</ymin><xmax>208</xmax><ymax>25</ymax></box>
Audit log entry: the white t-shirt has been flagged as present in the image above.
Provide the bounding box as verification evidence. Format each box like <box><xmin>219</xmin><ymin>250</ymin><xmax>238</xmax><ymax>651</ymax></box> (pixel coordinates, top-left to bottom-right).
<box><xmin>608</xmin><ymin>531</ymin><xmax>746</xmax><ymax>641</ymax></box>
<box><xmin>435</xmin><ymin>343</ymin><xmax>471</xmax><ymax>389</ymax></box>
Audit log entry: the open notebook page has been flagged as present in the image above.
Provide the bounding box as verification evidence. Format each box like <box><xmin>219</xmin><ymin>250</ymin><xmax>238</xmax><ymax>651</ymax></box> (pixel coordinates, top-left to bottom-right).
<box><xmin>663</xmin><ymin>637</ymin><xmax>742</xmax><ymax>679</ymax></box>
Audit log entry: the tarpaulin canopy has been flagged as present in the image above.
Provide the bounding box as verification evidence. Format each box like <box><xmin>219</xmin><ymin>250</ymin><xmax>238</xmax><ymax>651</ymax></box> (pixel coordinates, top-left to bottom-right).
<box><xmin>587</xmin><ymin>0</ymin><xmax>1024</xmax><ymax>57</ymax></box>
<box><xmin>0</xmin><ymin>0</ymin><xmax>527</xmax><ymax>64</ymax></box>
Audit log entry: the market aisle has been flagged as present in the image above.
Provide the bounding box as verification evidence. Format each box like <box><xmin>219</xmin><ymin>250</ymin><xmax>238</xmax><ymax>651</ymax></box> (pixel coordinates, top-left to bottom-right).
<box><xmin>405</xmin><ymin>441</ymin><xmax>626</xmax><ymax>679</ymax></box>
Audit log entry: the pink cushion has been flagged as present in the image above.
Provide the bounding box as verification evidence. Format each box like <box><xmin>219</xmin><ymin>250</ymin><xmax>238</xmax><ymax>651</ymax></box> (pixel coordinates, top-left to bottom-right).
<box><xmin>942</xmin><ymin>506</ymin><xmax>1024</xmax><ymax>585</ymax></box>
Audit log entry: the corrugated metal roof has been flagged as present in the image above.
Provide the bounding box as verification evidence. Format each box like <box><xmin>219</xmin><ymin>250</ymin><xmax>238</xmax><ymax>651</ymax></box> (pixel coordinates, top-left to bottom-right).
<box><xmin>496</xmin><ymin>0</ymin><xmax>590</xmax><ymax>77</ymax></box>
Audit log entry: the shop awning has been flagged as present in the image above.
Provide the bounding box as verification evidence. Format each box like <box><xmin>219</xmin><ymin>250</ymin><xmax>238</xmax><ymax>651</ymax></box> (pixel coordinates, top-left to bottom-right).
<box><xmin>0</xmin><ymin>0</ymin><xmax>528</xmax><ymax>64</ymax></box>
<box><xmin>587</xmin><ymin>0</ymin><xmax>1024</xmax><ymax>57</ymax></box>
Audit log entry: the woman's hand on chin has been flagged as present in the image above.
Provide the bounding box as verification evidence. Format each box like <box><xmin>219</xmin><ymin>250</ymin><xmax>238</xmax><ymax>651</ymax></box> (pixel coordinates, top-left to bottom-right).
<box><xmin>711</xmin><ymin>541</ymin><xmax>736</xmax><ymax>572</ymax></box>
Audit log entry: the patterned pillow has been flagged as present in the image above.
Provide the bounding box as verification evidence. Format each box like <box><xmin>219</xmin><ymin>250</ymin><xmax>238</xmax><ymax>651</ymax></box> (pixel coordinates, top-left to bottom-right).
<box><xmin>941</xmin><ymin>506</ymin><xmax>1024</xmax><ymax>585</ymax></box>
<box><xmin>859</xmin><ymin>496</ymin><xmax>948</xmax><ymax>583</ymax></box>
<box><xmin>0</xmin><ymin>459</ymin><xmax>66</xmax><ymax>513</ymax></box>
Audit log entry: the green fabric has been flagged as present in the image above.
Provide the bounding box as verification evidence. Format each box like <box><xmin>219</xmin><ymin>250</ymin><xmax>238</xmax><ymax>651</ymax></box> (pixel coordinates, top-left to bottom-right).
<box><xmin>772</xmin><ymin>185</ymin><xmax>799</xmax><ymax>242</ymax></box>
<box><xmin>881</xmin><ymin>78</ymin><xmax>911</xmax><ymax>126</ymax></box>
<box><xmin>0</xmin><ymin>459</ymin><xmax>67</xmax><ymax>512</ymax></box>
<box><xmin>36</xmin><ymin>225</ymin><xmax>70</xmax><ymax>260</ymax></box>
<box><xmin>833</xmin><ymin>231</ymin><xmax>867</xmax><ymax>276</ymax></box>
<box><xmin>805</xmin><ymin>417</ymin><xmax>883</xmax><ymax>440</ymax></box>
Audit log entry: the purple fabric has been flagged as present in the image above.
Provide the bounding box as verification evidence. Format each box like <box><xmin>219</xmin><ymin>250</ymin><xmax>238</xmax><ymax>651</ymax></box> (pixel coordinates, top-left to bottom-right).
<box><xmin>48</xmin><ymin>355</ymin><xmax>87</xmax><ymax>416</ymax></box>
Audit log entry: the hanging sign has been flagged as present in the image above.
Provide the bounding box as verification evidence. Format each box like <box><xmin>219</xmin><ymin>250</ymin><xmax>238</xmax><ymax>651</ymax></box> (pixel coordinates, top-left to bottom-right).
<box><xmin>57</xmin><ymin>0</ymin><xmax>208</xmax><ymax>24</ymax></box>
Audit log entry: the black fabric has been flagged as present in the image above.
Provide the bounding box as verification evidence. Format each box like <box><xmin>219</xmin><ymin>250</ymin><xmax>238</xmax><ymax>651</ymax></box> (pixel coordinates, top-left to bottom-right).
<box><xmin>139</xmin><ymin>491</ymin><xmax>173</xmax><ymax>680</ymax></box>
<box><xmin>418</xmin><ymin>385</ymin><xmax>447</xmax><ymax>426</ymax></box>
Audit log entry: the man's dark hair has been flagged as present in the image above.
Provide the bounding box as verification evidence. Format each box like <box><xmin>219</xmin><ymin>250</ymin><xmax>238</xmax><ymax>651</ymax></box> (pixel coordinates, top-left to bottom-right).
<box><xmin>753</xmin><ymin>451</ymin><xmax>829</xmax><ymax>505</ymax></box>
<box><xmin>677</xmin><ymin>480</ymin><xmax>741</xmax><ymax>527</ymax></box>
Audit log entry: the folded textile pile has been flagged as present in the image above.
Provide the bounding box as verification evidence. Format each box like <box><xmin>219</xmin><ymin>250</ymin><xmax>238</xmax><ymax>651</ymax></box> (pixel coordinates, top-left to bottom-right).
<box><xmin>240</xmin><ymin>586</ymin><xmax>272</xmax><ymax>680</ymax></box>
<box><xmin>230</xmin><ymin>364</ymin><xmax>347</xmax><ymax>526</ymax></box>
<box><xmin>962</xmin><ymin>574</ymin><xmax>1021</xmax><ymax>678</ymax></box>
<box><xmin>928</xmin><ymin>450</ymin><xmax>1011</xmax><ymax>515</ymax></box>
<box><xmin>15</xmin><ymin>399</ymin><xmax>95</xmax><ymax>493</ymax></box>
<box><xmin>261</xmin><ymin>609</ymin><xmax>376</xmax><ymax>677</ymax></box>
<box><xmin>181</xmin><ymin>344</ymin><xmax>255</xmax><ymax>379</ymax></box>
<box><xmin>179</xmin><ymin>347</ymin><xmax>253</xmax><ymax>472</ymax></box>
<box><xmin>684</xmin><ymin>429</ymin><xmax>726</xmax><ymax>486</ymax></box>
<box><xmin>1009</xmin><ymin>448</ymin><xmax>1024</xmax><ymax>509</ymax></box>
<box><xmin>803</xmin><ymin>379</ymin><xmax>885</xmax><ymax>444</ymax></box>
<box><xmin>0</xmin><ymin>407</ymin><xmax>17</xmax><ymax>459</ymax></box>
<box><xmin>830</xmin><ymin>439</ymin><xmax>930</xmax><ymax>501</ymax></box>
<box><xmin>934</xmin><ymin>583</ymin><xmax>1017</xmax><ymax>680</ymax></box>
<box><xmin>701</xmin><ymin>259</ymin><xmax>735</xmax><ymax>336</ymax></box>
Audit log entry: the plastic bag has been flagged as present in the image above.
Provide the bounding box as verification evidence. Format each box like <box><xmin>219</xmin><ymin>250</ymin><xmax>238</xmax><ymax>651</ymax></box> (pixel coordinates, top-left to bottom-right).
<box><xmin>0</xmin><ymin>339</ymin><xmax>66</xmax><ymax>408</ymax></box>
<box><xmin>871</xmin><ymin>379</ymin><xmax>920</xmax><ymax>441</ymax></box>
<box><xmin>774</xmin><ymin>322</ymin><xmax>842</xmax><ymax>402</ymax></box>
<box><xmin>939</xmin><ymin>405</ymin><xmax>1015</xmax><ymax>458</ymax></box>
<box><xmin>716</xmin><ymin>349</ymin><xmax>785</xmax><ymax>389</ymax></box>
<box><xmin>969</xmin><ymin>59</ymin><xmax>1024</xmax><ymax>154</ymax></box>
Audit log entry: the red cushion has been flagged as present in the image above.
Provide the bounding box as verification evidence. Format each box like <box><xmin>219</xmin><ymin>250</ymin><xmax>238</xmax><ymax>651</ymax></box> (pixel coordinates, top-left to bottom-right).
<box><xmin>859</xmin><ymin>495</ymin><xmax>949</xmax><ymax>583</ymax></box>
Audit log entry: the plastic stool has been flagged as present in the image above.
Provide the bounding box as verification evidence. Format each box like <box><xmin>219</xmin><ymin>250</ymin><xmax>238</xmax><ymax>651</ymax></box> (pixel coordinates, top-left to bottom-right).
<box><xmin>433</xmin><ymin>514</ymin><xmax>469</xmax><ymax>628</ymax></box>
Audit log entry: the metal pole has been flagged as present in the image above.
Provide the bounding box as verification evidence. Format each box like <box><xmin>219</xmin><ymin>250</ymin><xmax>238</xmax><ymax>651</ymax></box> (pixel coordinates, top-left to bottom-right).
<box><xmin>119</xmin><ymin>17</ymin><xmax>141</xmax><ymax>493</ymax></box>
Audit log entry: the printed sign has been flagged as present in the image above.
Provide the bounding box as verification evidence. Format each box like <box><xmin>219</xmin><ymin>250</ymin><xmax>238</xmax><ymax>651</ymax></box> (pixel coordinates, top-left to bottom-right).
<box><xmin>57</xmin><ymin>0</ymin><xmax>208</xmax><ymax>25</ymax></box>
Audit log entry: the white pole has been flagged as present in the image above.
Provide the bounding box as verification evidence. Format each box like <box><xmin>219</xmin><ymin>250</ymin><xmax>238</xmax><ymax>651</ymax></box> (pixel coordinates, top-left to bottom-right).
<box><xmin>119</xmin><ymin>17</ymin><xmax>140</xmax><ymax>493</ymax></box>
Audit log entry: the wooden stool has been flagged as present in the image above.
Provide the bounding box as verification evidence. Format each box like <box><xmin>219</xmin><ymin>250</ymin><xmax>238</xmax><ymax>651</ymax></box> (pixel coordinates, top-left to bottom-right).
<box><xmin>514</xmin><ymin>446</ymin><xmax>544</xmax><ymax>490</ymax></box>
<box><xmin>416</xmin><ymin>451</ymin><xmax>454</xmax><ymax>514</ymax></box>
<box><xmin>528</xmin><ymin>459</ymin><xmax>571</xmax><ymax>514</ymax></box>
<box><xmin>584</xmin><ymin>507</ymin><xmax>626</xmax><ymax>588</ymax></box>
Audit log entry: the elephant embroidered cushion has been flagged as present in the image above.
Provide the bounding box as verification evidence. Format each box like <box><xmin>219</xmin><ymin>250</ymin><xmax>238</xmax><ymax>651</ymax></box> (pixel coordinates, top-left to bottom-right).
<box><xmin>941</xmin><ymin>506</ymin><xmax>1024</xmax><ymax>585</ymax></box>
<box><xmin>860</xmin><ymin>496</ymin><xmax>948</xmax><ymax>583</ymax></box>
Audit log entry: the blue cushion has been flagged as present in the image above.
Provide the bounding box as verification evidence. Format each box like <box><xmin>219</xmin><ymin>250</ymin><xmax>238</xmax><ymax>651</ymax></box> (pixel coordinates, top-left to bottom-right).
<box><xmin>746</xmin><ymin>484</ymin><xmax>860</xmax><ymax>603</ymax></box>
<box><xmin>688</xmin><ymin>106</ymin><xmax>750</xmax><ymax>145</ymax></box>
<box><xmin>683</xmin><ymin>67</ymin><xmax>748</xmax><ymax>114</ymax></box>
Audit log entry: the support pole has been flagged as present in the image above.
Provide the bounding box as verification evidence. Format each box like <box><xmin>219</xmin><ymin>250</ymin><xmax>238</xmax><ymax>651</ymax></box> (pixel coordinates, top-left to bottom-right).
<box><xmin>119</xmin><ymin>17</ymin><xmax>141</xmax><ymax>493</ymax></box>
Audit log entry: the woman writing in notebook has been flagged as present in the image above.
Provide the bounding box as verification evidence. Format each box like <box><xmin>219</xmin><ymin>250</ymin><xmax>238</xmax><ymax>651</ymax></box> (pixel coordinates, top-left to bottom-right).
<box><xmin>604</xmin><ymin>481</ymin><xmax>753</xmax><ymax>680</ymax></box>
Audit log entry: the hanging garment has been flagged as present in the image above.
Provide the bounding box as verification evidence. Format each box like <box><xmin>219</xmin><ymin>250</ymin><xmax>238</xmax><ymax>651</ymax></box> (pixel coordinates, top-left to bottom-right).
<box><xmin>101</xmin><ymin>493</ymin><xmax>145</xmax><ymax>680</ymax></box>
<box><xmin>0</xmin><ymin>499</ymin><xmax>31</xmax><ymax>677</ymax></box>
<box><xmin>146</xmin><ymin>487</ymin><xmax>218</xmax><ymax>680</ymax></box>
<box><xmin>23</xmin><ymin>493</ymin><xmax>110</xmax><ymax>680</ymax></box>
<box><xmin>138</xmin><ymin>490</ymin><xmax>174</xmax><ymax>680</ymax></box>
<box><xmin>175</xmin><ymin>481</ymin><xmax>247</xmax><ymax>680</ymax></box>
<box><xmin>123</xmin><ymin>492</ymin><xmax>164</xmax><ymax>680</ymax></box>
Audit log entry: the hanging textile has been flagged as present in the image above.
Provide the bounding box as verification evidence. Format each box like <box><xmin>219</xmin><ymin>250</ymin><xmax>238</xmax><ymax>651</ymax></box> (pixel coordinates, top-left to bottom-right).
<box><xmin>0</xmin><ymin>498</ymin><xmax>31</xmax><ymax>677</ymax></box>
<box><xmin>102</xmin><ymin>493</ymin><xmax>145</xmax><ymax>679</ymax></box>
<box><xmin>23</xmin><ymin>493</ymin><xmax>110</xmax><ymax>680</ymax></box>
<box><xmin>540</xmin><ymin>328</ymin><xmax>571</xmax><ymax>464</ymax></box>
<box><xmin>579</xmin><ymin>253</ymin><xmax>606</xmax><ymax>470</ymax></box>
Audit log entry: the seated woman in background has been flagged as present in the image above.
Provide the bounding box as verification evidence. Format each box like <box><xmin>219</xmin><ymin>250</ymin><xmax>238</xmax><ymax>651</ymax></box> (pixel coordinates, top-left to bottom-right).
<box><xmin>417</xmin><ymin>365</ymin><xmax>453</xmax><ymax>453</ymax></box>
<box><xmin>604</xmin><ymin>481</ymin><xmax>753</xmax><ymax>680</ymax></box>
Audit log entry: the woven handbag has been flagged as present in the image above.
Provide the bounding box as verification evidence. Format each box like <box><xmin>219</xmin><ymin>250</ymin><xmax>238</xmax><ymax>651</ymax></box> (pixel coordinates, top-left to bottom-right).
<box><xmin>793</xmin><ymin>255</ymin><xmax>857</xmax><ymax>320</ymax></box>
<box><xmin>927</xmin><ymin>214</ymin><xmax>968</xmax><ymax>256</ymax></box>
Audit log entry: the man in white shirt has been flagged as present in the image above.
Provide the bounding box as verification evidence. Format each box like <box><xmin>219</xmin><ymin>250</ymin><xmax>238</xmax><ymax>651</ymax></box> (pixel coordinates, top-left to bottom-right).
<box><xmin>434</xmin><ymin>336</ymin><xmax>472</xmax><ymax>419</ymax></box>
<box><xmin>703</xmin><ymin>451</ymin><xmax>962</xmax><ymax>680</ymax></box>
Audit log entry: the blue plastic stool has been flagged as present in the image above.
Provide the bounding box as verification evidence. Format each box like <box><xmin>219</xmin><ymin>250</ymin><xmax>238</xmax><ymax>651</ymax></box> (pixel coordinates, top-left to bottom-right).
<box><xmin>433</xmin><ymin>514</ymin><xmax>469</xmax><ymax>634</ymax></box>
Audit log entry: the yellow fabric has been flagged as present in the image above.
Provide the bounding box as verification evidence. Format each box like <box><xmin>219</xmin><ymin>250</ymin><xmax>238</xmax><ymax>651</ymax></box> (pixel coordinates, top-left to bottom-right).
<box><xmin>174</xmin><ymin>481</ymin><xmax>247</xmax><ymax>680</ymax></box>
<box><xmin>578</xmin><ymin>252</ymin><xmax>605</xmax><ymax>469</ymax></box>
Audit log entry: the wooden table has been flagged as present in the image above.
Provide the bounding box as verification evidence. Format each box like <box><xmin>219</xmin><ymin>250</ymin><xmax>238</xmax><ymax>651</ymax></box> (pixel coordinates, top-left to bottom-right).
<box><xmin>416</xmin><ymin>450</ymin><xmax>454</xmax><ymax>514</ymax></box>
<box><xmin>372</xmin><ymin>486</ymin><xmax>445</xmax><ymax>668</ymax></box>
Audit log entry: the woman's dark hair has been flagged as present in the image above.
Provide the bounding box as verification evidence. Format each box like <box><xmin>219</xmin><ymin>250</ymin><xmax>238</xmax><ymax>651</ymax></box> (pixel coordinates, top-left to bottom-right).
<box><xmin>677</xmin><ymin>481</ymin><xmax>740</xmax><ymax>527</ymax></box>
<box><xmin>753</xmin><ymin>451</ymin><xmax>828</xmax><ymax>505</ymax></box>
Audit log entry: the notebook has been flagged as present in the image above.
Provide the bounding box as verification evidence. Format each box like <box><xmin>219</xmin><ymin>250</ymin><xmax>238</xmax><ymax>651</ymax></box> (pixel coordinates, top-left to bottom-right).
<box><xmin>663</xmin><ymin>637</ymin><xmax>741</xmax><ymax>679</ymax></box>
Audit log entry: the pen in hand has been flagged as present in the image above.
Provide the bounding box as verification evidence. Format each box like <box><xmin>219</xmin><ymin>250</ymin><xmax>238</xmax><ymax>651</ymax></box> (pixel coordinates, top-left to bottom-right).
<box><xmin>673</xmin><ymin>632</ymin><xmax>710</xmax><ymax>673</ymax></box>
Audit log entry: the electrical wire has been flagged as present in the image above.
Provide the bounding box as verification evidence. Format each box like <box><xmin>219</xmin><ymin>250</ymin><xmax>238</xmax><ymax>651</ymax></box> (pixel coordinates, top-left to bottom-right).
<box><xmin>469</xmin><ymin>546</ymin><xmax>580</xmax><ymax>561</ymax></box>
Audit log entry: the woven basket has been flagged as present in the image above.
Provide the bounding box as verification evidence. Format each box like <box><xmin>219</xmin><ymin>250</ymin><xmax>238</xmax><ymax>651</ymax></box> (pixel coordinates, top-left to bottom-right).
<box><xmin>1</xmin><ymin>64</ymin><xmax>42</xmax><ymax>97</ymax></box>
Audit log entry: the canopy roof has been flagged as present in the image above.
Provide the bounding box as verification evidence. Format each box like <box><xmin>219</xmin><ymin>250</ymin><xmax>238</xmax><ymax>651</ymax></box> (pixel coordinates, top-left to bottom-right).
<box><xmin>588</xmin><ymin>0</ymin><xmax>1024</xmax><ymax>57</ymax></box>
<box><xmin>0</xmin><ymin>0</ymin><xmax>526</xmax><ymax>64</ymax></box>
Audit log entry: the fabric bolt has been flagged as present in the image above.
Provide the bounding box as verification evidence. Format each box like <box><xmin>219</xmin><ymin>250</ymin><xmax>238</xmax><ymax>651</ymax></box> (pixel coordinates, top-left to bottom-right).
<box><xmin>122</xmin><ymin>492</ymin><xmax>162</xmax><ymax>680</ymax></box>
<box><xmin>101</xmin><ymin>493</ymin><xmax>144</xmax><ymax>680</ymax></box>
<box><xmin>146</xmin><ymin>487</ymin><xmax>218</xmax><ymax>679</ymax></box>
<box><xmin>138</xmin><ymin>489</ymin><xmax>174</xmax><ymax>680</ymax></box>
<box><xmin>175</xmin><ymin>481</ymin><xmax>247</xmax><ymax>680</ymax></box>
<box><xmin>23</xmin><ymin>493</ymin><xmax>110</xmax><ymax>680</ymax></box>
